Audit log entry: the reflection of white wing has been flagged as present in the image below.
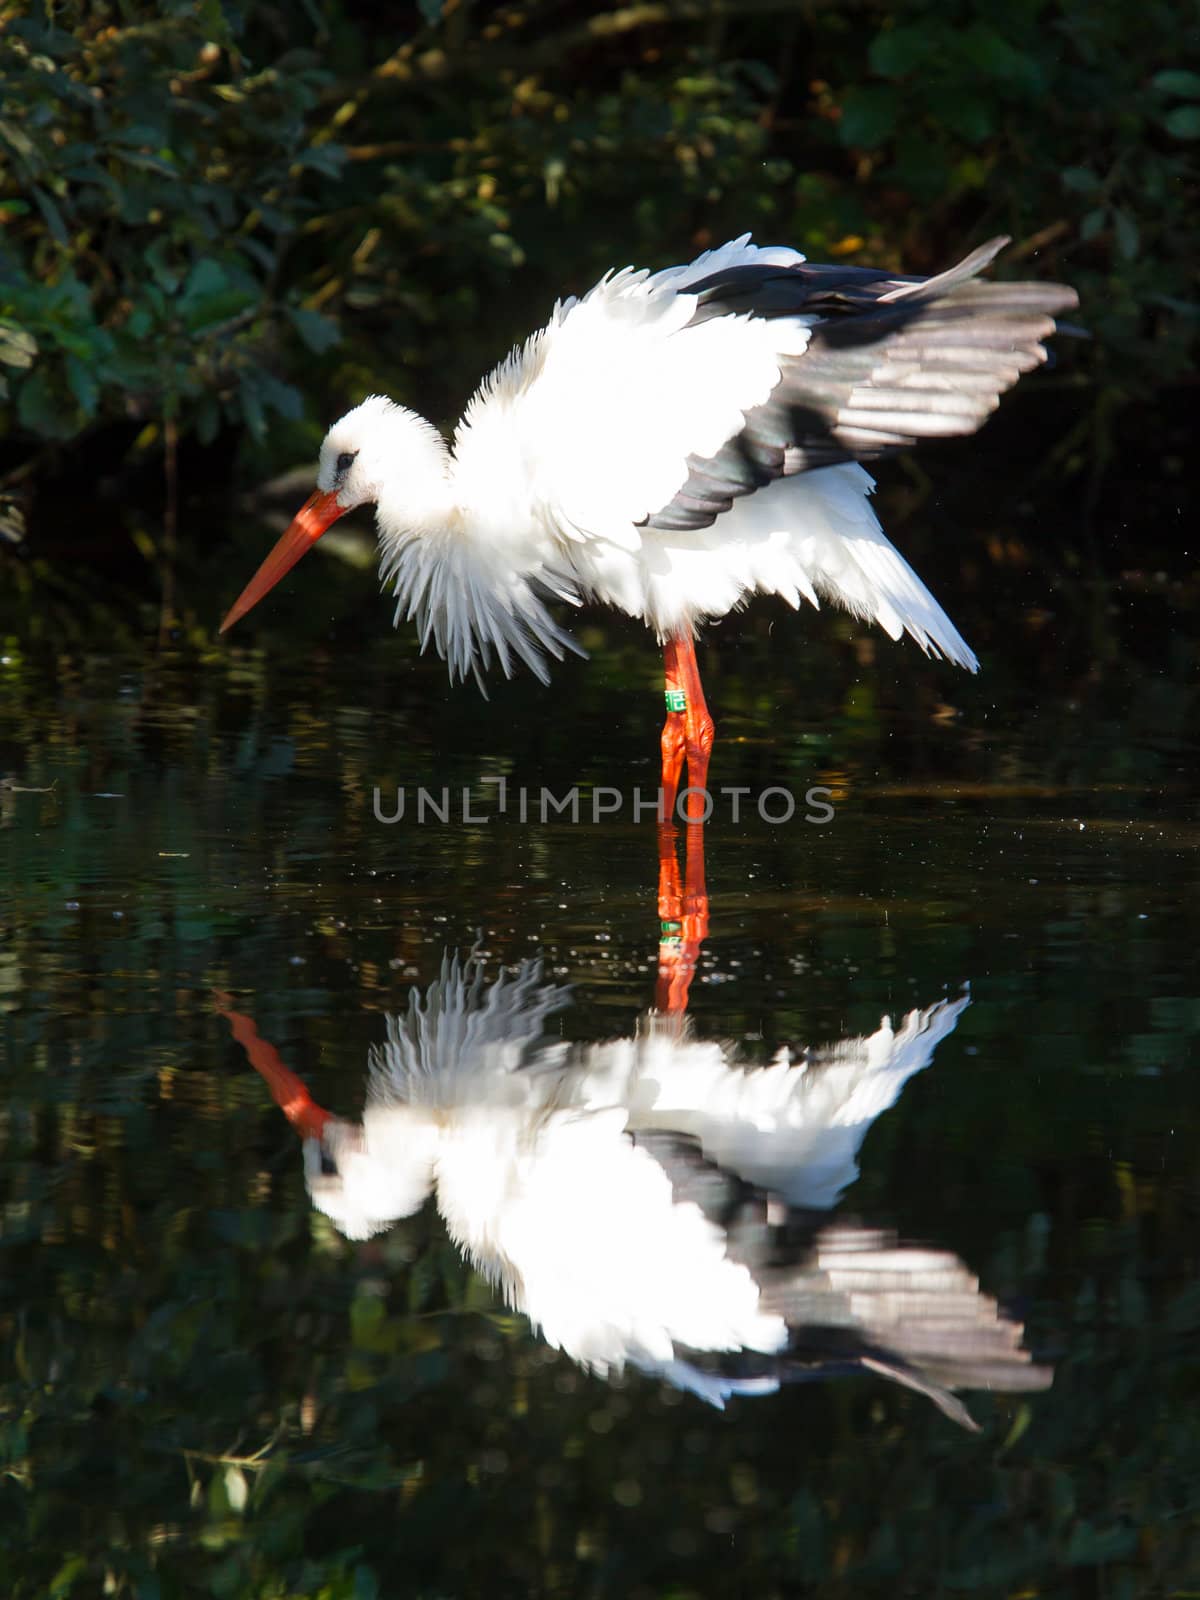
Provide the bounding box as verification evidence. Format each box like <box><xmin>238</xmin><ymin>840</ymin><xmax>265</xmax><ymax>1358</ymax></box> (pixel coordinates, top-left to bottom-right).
<box><xmin>294</xmin><ymin>959</ymin><xmax>1047</xmax><ymax>1425</ymax></box>
<box><xmin>578</xmin><ymin>994</ymin><xmax>970</xmax><ymax>1207</ymax></box>
<box><xmin>368</xmin><ymin>954</ymin><xmax>570</xmax><ymax>1105</ymax></box>
<box><xmin>436</xmin><ymin>1102</ymin><xmax>785</xmax><ymax>1378</ymax></box>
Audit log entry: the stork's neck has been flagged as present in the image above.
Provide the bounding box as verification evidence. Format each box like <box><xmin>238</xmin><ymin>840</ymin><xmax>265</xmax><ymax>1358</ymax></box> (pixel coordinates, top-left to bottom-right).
<box><xmin>372</xmin><ymin>414</ymin><xmax>459</xmax><ymax>552</ymax></box>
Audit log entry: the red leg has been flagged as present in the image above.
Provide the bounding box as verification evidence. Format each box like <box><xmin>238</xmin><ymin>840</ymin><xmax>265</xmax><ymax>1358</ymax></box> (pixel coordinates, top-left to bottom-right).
<box><xmin>654</xmin><ymin>819</ymin><xmax>709</xmax><ymax>1019</ymax></box>
<box><xmin>660</xmin><ymin>636</ymin><xmax>686</xmax><ymax>822</ymax></box>
<box><xmin>215</xmin><ymin>993</ymin><xmax>332</xmax><ymax>1141</ymax></box>
<box><xmin>674</xmin><ymin>632</ymin><xmax>715</xmax><ymax>821</ymax></box>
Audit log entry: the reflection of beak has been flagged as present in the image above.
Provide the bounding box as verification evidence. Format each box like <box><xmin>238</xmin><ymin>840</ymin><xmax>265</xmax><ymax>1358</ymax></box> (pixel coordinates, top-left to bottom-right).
<box><xmin>215</xmin><ymin>997</ymin><xmax>332</xmax><ymax>1141</ymax></box>
<box><xmin>220</xmin><ymin>487</ymin><xmax>347</xmax><ymax>633</ymax></box>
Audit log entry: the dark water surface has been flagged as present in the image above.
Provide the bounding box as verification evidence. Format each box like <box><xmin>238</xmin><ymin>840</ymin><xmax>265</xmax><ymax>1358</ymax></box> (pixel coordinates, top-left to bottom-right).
<box><xmin>1</xmin><ymin>481</ymin><xmax>1198</xmax><ymax>1598</ymax></box>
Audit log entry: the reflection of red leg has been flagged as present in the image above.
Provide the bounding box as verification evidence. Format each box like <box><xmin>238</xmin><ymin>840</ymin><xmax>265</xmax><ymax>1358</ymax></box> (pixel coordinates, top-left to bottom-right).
<box><xmin>674</xmin><ymin>633</ymin><xmax>714</xmax><ymax>821</ymax></box>
<box><xmin>681</xmin><ymin>820</ymin><xmax>709</xmax><ymax>949</ymax></box>
<box><xmin>654</xmin><ymin>820</ymin><xmax>709</xmax><ymax>1018</ymax></box>
<box><xmin>660</xmin><ymin>637</ymin><xmax>686</xmax><ymax>822</ymax></box>
<box><xmin>654</xmin><ymin>634</ymin><xmax>712</xmax><ymax>1015</ymax></box>
<box><xmin>215</xmin><ymin>993</ymin><xmax>332</xmax><ymax>1140</ymax></box>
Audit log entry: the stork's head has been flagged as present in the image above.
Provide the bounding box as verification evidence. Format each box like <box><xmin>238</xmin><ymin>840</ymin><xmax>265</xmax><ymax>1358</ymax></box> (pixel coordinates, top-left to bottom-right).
<box><xmin>219</xmin><ymin>394</ymin><xmax>448</xmax><ymax>634</ymax></box>
<box><xmin>218</xmin><ymin>994</ymin><xmax>441</xmax><ymax>1242</ymax></box>
<box><xmin>314</xmin><ymin>396</ymin><xmax>447</xmax><ymax>514</ymax></box>
<box><xmin>302</xmin><ymin>1113</ymin><xmax>439</xmax><ymax>1242</ymax></box>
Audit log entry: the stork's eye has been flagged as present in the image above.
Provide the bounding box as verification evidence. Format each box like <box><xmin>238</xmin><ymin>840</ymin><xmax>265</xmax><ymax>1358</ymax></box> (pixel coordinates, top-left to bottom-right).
<box><xmin>319</xmin><ymin>1148</ymin><xmax>339</xmax><ymax>1177</ymax></box>
<box><xmin>335</xmin><ymin>451</ymin><xmax>357</xmax><ymax>475</ymax></box>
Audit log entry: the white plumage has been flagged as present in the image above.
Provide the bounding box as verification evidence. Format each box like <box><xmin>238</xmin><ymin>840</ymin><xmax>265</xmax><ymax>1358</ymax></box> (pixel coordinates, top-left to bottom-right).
<box><xmin>237</xmin><ymin>958</ymin><xmax>1050</xmax><ymax>1425</ymax></box>
<box><xmin>222</xmin><ymin>234</ymin><xmax>1077</xmax><ymax>697</ymax></box>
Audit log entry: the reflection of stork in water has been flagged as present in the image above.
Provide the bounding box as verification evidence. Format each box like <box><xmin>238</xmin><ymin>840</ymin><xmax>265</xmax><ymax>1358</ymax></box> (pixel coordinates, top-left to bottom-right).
<box><xmin>222</xmin><ymin>880</ymin><xmax>1050</xmax><ymax>1425</ymax></box>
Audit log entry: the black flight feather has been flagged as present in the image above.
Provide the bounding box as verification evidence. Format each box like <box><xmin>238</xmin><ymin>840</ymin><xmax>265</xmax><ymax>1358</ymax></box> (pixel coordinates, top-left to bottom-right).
<box><xmin>628</xmin><ymin>1130</ymin><xmax>1051</xmax><ymax>1428</ymax></box>
<box><xmin>641</xmin><ymin>236</ymin><xmax>1079</xmax><ymax>533</ymax></box>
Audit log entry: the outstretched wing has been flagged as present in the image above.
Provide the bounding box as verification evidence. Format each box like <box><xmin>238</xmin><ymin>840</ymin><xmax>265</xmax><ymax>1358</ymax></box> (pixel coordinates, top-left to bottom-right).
<box><xmin>451</xmin><ymin>236</ymin><xmax>1077</xmax><ymax>549</ymax></box>
<box><xmin>644</xmin><ymin>236</ymin><xmax>1080</xmax><ymax>531</ymax></box>
<box><xmin>450</xmin><ymin>236</ymin><xmax>814</xmax><ymax>552</ymax></box>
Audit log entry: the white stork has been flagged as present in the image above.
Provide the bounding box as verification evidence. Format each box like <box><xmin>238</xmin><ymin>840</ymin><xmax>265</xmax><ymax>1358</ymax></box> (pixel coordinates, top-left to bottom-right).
<box><xmin>221</xmin><ymin>234</ymin><xmax>1076</xmax><ymax>814</ymax></box>
<box><xmin>222</xmin><ymin>959</ymin><xmax>1050</xmax><ymax>1426</ymax></box>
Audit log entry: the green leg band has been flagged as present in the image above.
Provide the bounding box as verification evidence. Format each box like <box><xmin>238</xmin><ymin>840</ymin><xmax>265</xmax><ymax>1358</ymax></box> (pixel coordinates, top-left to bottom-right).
<box><xmin>664</xmin><ymin>688</ymin><xmax>686</xmax><ymax>712</ymax></box>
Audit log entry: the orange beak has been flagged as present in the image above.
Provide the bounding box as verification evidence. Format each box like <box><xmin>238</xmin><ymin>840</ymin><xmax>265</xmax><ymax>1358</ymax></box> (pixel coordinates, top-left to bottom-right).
<box><xmin>215</xmin><ymin>996</ymin><xmax>333</xmax><ymax>1142</ymax></box>
<box><xmin>220</xmin><ymin>487</ymin><xmax>347</xmax><ymax>633</ymax></box>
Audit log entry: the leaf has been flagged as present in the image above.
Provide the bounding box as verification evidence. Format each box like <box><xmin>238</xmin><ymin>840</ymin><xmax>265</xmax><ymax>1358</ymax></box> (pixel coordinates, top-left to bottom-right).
<box><xmin>1062</xmin><ymin>166</ymin><xmax>1100</xmax><ymax>194</ymax></box>
<box><xmin>49</xmin><ymin>1556</ymin><xmax>88</xmax><ymax>1598</ymax></box>
<box><xmin>929</xmin><ymin>88</ymin><xmax>993</xmax><ymax>143</ymax></box>
<box><xmin>194</xmin><ymin>393</ymin><xmax>222</xmax><ymax>445</ymax></box>
<box><xmin>238</xmin><ymin>375</ymin><xmax>265</xmax><ymax>437</ymax></box>
<box><xmin>65</xmin><ymin>353</ymin><xmax>100</xmax><ymax>417</ymax></box>
<box><xmin>179</xmin><ymin>259</ymin><xmax>257</xmax><ymax>332</ymax></box>
<box><xmin>350</xmin><ymin>1290</ymin><xmax>387</xmax><ymax>1350</ymax></box>
<box><xmin>255</xmin><ymin>372</ymin><xmax>304</xmax><ymax>421</ymax></box>
<box><xmin>1080</xmin><ymin>207</ymin><xmax>1108</xmax><ymax>241</ymax></box>
<box><xmin>735</xmin><ymin>59</ymin><xmax>778</xmax><ymax>97</ymax></box>
<box><xmin>0</xmin><ymin>321</ymin><xmax>38</xmax><ymax>369</ymax></box>
<box><xmin>1146</xmin><ymin>292</ymin><xmax>1200</xmax><ymax>317</ymax></box>
<box><xmin>1117</xmin><ymin>1271</ymin><xmax>1147</xmax><ymax>1325</ymax></box>
<box><xmin>296</xmin><ymin>143</ymin><xmax>347</xmax><ymax>178</ymax></box>
<box><xmin>1163</xmin><ymin>104</ymin><xmax>1200</xmax><ymax>139</ymax></box>
<box><xmin>209</xmin><ymin>1552</ymin><xmax>246</xmax><ymax>1596</ymax></box>
<box><xmin>1064</xmin><ymin>1520</ymin><xmax>1137</xmax><ymax>1566</ymax></box>
<box><xmin>238</xmin><ymin>236</ymin><xmax>277</xmax><ymax>273</ymax></box>
<box><xmin>16</xmin><ymin>366</ymin><xmax>76</xmax><ymax>439</ymax></box>
<box><xmin>223</xmin><ymin>1464</ymin><xmax>248</xmax><ymax>1514</ymax></box>
<box><xmin>144</xmin><ymin>239</ymin><xmax>180</xmax><ymax>294</ymax></box>
<box><xmin>838</xmin><ymin>86</ymin><xmax>898</xmax><ymax>149</ymax></box>
<box><xmin>32</xmin><ymin>185</ymin><xmax>69</xmax><ymax>246</ymax></box>
<box><xmin>868</xmin><ymin>23</ymin><xmax>937</xmax><ymax>79</ymax></box>
<box><xmin>287</xmin><ymin>306</ymin><xmax>340</xmax><ymax>354</ymax></box>
<box><xmin>353</xmin><ymin>1565</ymin><xmax>381</xmax><ymax>1600</ymax></box>
<box><xmin>960</xmin><ymin>24</ymin><xmax>1043</xmax><ymax>93</ymax></box>
<box><xmin>1152</xmin><ymin>68</ymin><xmax>1200</xmax><ymax>98</ymax></box>
<box><xmin>118</xmin><ymin>150</ymin><xmax>179</xmax><ymax>177</ymax></box>
<box><xmin>998</xmin><ymin>1401</ymin><xmax>1033</xmax><ymax>1454</ymax></box>
<box><xmin>417</xmin><ymin>0</ymin><xmax>444</xmax><ymax>20</ymax></box>
<box><xmin>1112</xmin><ymin>208</ymin><xmax>1139</xmax><ymax>261</ymax></box>
<box><xmin>208</xmin><ymin>1466</ymin><xmax>231</xmax><ymax>1518</ymax></box>
<box><xmin>0</xmin><ymin>117</ymin><xmax>41</xmax><ymax>166</ymax></box>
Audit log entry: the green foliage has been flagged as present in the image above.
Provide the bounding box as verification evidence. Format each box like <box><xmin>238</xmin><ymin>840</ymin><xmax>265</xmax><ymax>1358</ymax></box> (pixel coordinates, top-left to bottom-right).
<box><xmin>0</xmin><ymin>3</ymin><xmax>340</xmax><ymax>445</ymax></box>
<box><xmin>0</xmin><ymin>0</ymin><xmax>1195</xmax><ymax>479</ymax></box>
<box><xmin>0</xmin><ymin>1</ymin><xmax>784</xmax><ymax>461</ymax></box>
<box><xmin>841</xmin><ymin>1</ymin><xmax>1198</xmax><ymax>391</ymax></box>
